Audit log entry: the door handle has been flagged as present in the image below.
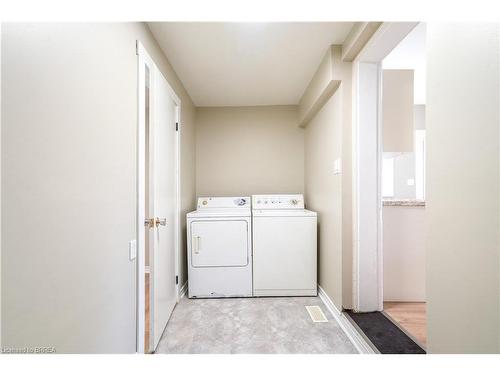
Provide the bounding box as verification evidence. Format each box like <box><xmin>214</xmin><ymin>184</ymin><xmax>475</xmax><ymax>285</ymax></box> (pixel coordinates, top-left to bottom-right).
<box><xmin>155</xmin><ymin>217</ymin><xmax>167</xmax><ymax>227</ymax></box>
<box><xmin>144</xmin><ymin>218</ymin><xmax>155</xmax><ymax>228</ymax></box>
<box><xmin>193</xmin><ymin>236</ymin><xmax>200</xmax><ymax>254</ymax></box>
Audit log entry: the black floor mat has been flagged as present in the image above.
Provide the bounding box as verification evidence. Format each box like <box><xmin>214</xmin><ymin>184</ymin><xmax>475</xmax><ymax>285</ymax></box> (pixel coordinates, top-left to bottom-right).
<box><xmin>346</xmin><ymin>311</ymin><xmax>426</xmax><ymax>354</ymax></box>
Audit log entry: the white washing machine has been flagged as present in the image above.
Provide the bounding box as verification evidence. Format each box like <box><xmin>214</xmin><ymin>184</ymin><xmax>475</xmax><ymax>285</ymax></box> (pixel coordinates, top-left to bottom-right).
<box><xmin>252</xmin><ymin>194</ymin><xmax>317</xmax><ymax>297</ymax></box>
<box><xmin>187</xmin><ymin>197</ymin><xmax>252</xmax><ymax>298</ymax></box>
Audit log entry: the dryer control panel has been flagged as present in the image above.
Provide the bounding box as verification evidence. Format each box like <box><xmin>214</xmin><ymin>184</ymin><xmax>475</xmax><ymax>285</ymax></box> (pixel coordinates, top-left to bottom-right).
<box><xmin>197</xmin><ymin>196</ymin><xmax>250</xmax><ymax>209</ymax></box>
<box><xmin>252</xmin><ymin>194</ymin><xmax>304</xmax><ymax>210</ymax></box>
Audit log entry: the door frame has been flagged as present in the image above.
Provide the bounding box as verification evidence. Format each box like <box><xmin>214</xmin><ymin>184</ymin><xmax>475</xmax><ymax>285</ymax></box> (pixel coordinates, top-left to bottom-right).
<box><xmin>351</xmin><ymin>23</ymin><xmax>418</xmax><ymax>312</ymax></box>
<box><xmin>136</xmin><ymin>41</ymin><xmax>182</xmax><ymax>353</ymax></box>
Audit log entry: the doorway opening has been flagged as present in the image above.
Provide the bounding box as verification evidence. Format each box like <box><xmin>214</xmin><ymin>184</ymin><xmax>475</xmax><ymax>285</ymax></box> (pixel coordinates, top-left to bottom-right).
<box><xmin>137</xmin><ymin>41</ymin><xmax>182</xmax><ymax>354</ymax></box>
<box><xmin>380</xmin><ymin>23</ymin><xmax>427</xmax><ymax>349</ymax></box>
<box><xmin>352</xmin><ymin>22</ymin><xmax>427</xmax><ymax>353</ymax></box>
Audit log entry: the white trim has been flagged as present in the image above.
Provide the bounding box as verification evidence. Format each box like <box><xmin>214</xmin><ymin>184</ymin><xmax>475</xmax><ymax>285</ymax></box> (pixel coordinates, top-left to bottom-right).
<box><xmin>136</xmin><ymin>42</ymin><xmax>149</xmax><ymax>355</ymax></box>
<box><xmin>318</xmin><ymin>285</ymin><xmax>376</xmax><ymax>354</ymax></box>
<box><xmin>376</xmin><ymin>64</ymin><xmax>384</xmax><ymax>312</ymax></box>
<box><xmin>352</xmin><ymin>22</ymin><xmax>419</xmax><ymax>312</ymax></box>
<box><xmin>342</xmin><ymin>22</ymin><xmax>383</xmax><ymax>62</ymax></box>
<box><xmin>136</xmin><ymin>41</ymin><xmax>182</xmax><ymax>353</ymax></box>
<box><xmin>352</xmin><ymin>61</ymin><xmax>383</xmax><ymax>312</ymax></box>
<box><xmin>179</xmin><ymin>281</ymin><xmax>188</xmax><ymax>299</ymax></box>
<box><xmin>175</xmin><ymin>99</ymin><xmax>182</xmax><ymax>304</ymax></box>
<box><xmin>0</xmin><ymin>23</ymin><xmax>2</xmax><ymax>348</ymax></box>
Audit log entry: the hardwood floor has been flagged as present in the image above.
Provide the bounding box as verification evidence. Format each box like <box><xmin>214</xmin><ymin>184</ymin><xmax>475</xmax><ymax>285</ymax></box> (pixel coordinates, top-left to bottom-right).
<box><xmin>384</xmin><ymin>302</ymin><xmax>427</xmax><ymax>348</ymax></box>
<box><xmin>145</xmin><ymin>273</ymin><xmax>150</xmax><ymax>353</ymax></box>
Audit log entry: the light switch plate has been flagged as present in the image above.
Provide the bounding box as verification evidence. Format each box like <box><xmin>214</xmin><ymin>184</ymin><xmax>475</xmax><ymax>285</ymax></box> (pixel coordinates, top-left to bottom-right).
<box><xmin>129</xmin><ymin>239</ymin><xmax>137</xmax><ymax>261</ymax></box>
<box><xmin>333</xmin><ymin>158</ymin><xmax>342</xmax><ymax>175</ymax></box>
<box><xmin>407</xmin><ymin>178</ymin><xmax>415</xmax><ymax>186</ymax></box>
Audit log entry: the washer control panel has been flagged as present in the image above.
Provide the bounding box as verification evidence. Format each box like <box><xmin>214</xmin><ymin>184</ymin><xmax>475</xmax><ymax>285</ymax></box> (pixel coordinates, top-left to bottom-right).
<box><xmin>251</xmin><ymin>194</ymin><xmax>304</xmax><ymax>210</ymax></box>
<box><xmin>197</xmin><ymin>197</ymin><xmax>250</xmax><ymax>209</ymax></box>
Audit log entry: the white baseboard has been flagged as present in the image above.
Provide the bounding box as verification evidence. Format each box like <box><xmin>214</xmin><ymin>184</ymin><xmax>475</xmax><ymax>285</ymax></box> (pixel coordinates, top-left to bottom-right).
<box><xmin>318</xmin><ymin>285</ymin><xmax>376</xmax><ymax>354</ymax></box>
<box><xmin>179</xmin><ymin>281</ymin><xmax>188</xmax><ymax>299</ymax></box>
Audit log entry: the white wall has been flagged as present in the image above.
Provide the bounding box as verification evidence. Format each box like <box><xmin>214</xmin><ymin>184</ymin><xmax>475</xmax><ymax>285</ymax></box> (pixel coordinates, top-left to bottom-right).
<box><xmin>340</xmin><ymin>57</ymin><xmax>354</xmax><ymax>311</ymax></box>
<box><xmin>303</xmin><ymin>46</ymin><xmax>353</xmax><ymax>310</ymax></box>
<box><xmin>1</xmin><ymin>23</ymin><xmax>196</xmax><ymax>353</ymax></box>
<box><xmin>383</xmin><ymin>206</ymin><xmax>425</xmax><ymax>302</ymax></box>
<box><xmin>195</xmin><ymin>106</ymin><xmax>304</xmax><ymax>197</ymax></box>
<box><xmin>426</xmin><ymin>23</ymin><xmax>500</xmax><ymax>353</ymax></box>
<box><xmin>305</xmin><ymin>90</ymin><xmax>343</xmax><ymax>310</ymax></box>
<box><xmin>298</xmin><ymin>47</ymin><xmax>340</xmax><ymax>126</ymax></box>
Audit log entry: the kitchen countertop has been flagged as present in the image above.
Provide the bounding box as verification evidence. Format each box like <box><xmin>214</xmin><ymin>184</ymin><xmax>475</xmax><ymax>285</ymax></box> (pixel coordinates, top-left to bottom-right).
<box><xmin>383</xmin><ymin>199</ymin><xmax>426</xmax><ymax>207</ymax></box>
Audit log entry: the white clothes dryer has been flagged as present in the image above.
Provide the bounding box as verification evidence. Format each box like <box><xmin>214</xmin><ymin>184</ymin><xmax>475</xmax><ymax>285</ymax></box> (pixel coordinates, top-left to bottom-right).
<box><xmin>187</xmin><ymin>197</ymin><xmax>252</xmax><ymax>298</ymax></box>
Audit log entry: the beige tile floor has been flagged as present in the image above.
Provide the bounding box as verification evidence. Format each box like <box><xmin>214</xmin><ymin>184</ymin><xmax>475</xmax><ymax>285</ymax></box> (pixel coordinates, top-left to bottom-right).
<box><xmin>155</xmin><ymin>296</ymin><xmax>357</xmax><ymax>354</ymax></box>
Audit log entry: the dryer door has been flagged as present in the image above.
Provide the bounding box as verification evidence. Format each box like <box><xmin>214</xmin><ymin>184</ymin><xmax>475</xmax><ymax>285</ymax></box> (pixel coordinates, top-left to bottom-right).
<box><xmin>190</xmin><ymin>220</ymin><xmax>249</xmax><ymax>267</ymax></box>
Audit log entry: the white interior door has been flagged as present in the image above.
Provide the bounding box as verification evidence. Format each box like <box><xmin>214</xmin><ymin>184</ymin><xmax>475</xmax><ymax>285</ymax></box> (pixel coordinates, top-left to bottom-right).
<box><xmin>149</xmin><ymin>69</ymin><xmax>178</xmax><ymax>352</ymax></box>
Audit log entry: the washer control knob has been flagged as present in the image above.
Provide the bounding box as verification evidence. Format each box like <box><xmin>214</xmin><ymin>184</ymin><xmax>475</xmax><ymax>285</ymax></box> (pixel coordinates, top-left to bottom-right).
<box><xmin>291</xmin><ymin>199</ymin><xmax>298</xmax><ymax>205</ymax></box>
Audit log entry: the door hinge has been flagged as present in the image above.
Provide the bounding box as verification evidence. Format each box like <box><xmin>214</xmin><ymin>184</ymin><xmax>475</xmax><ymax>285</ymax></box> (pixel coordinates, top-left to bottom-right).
<box><xmin>175</xmin><ymin>122</ymin><xmax>179</xmax><ymax>131</ymax></box>
<box><xmin>175</xmin><ymin>275</ymin><xmax>179</xmax><ymax>285</ymax></box>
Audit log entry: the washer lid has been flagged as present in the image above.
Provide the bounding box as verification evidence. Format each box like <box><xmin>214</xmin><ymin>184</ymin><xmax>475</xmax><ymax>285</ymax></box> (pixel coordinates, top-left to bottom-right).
<box><xmin>252</xmin><ymin>209</ymin><xmax>317</xmax><ymax>217</ymax></box>
<box><xmin>187</xmin><ymin>208</ymin><xmax>251</xmax><ymax>218</ymax></box>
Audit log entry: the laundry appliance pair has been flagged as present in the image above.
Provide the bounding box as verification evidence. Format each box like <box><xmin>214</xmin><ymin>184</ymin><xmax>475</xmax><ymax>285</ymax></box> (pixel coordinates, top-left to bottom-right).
<box><xmin>186</xmin><ymin>195</ymin><xmax>317</xmax><ymax>298</ymax></box>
